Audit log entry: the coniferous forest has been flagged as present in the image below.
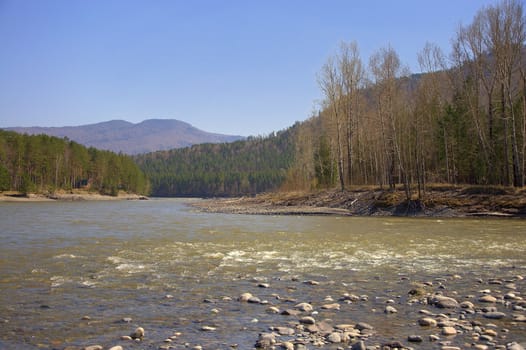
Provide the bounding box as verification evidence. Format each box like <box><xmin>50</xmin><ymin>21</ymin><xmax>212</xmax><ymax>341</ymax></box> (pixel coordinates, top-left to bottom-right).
<box><xmin>0</xmin><ymin>130</ymin><xmax>149</xmax><ymax>195</ymax></box>
<box><xmin>134</xmin><ymin>128</ymin><xmax>295</xmax><ymax>197</ymax></box>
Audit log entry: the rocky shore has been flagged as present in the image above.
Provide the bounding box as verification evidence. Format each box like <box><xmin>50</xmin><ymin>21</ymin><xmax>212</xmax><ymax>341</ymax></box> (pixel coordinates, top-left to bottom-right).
<box><xmin>73</xmin><ymin>271</ymin><xmax>525</xmax><ymax>350</ymax></box>
<box><xmin>192</xmin><ymin>186</ymin><xmax>526</xmax><ymax>218</ymax></box>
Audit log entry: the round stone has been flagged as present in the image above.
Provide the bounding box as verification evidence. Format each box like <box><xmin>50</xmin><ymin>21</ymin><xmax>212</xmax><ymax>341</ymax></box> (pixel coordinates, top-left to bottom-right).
<box><xmin>408</xmin><ymin>335</ymin><xmax>423</xmax><ymax>342</ymax></box>
<box><xmin>327</xmin><ymin>332</ymin><xmax>342</xmax><ymax>343</ymax></box>
<box><xmin>418</xmin><ymin>317</ymin><xmax>437</xmax><ymax>327</ymax></box>
<box><xmin>299</xmin><ymin>316</ymin><xmax>316</xmax><ymax>325</ymax></box>
<box><xmin>479</xmin><ymin>295</ymin><xmax>497</xmax><ymax>303</ymax></box>
<box><xmin>130</xmin><ymin>327</ymin><xmax>144</xmax><ymax>339</ymax></box>
<box><xmin>483</xmin><ymin>311</ymin><xmax>506</xmax><ymax>319</ymax></box>
<box><xmin>442</xmin><ymin>326</ymin><xmax>457</xmax><ymax>336</ymax></box>
<box><xmin>384</xmin><ymin>305</ymin><xmax>398</xmax><ymax>314</ymax></box>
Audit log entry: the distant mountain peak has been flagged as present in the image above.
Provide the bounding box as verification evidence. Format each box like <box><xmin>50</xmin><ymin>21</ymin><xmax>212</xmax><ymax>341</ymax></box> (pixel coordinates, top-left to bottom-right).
<box><xmin>4</xmin><ymin>119</ymin><xmax>244</xmax><ymax>154</ymax></box>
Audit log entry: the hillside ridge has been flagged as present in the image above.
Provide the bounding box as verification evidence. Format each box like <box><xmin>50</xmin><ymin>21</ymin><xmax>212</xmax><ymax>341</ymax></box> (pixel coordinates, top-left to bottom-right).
<box><xmin>4</xmin><ymin>119</ymin><xmax>243</xmax><ymax>154</ymax></box>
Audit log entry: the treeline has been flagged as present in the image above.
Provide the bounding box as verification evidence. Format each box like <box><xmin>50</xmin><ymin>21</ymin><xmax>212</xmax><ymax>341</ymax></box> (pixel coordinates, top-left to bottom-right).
<box><xmin>134</xmin><ymin>128</ymin><xmax>295</xmax><ymax>197</ymax></box>
<box><xmin>0</xmin><ymin>130</ymin><xmax>149</xmax><ymax>195</ymax></box>
<box><xmin>286</xmin><ymin>0</ymin><xmax>526</xmax><ymax>198</ymax></box>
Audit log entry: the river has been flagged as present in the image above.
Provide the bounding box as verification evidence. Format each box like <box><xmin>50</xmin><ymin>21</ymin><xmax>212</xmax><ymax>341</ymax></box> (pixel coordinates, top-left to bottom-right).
<box><xmin>0</xmin><ymin>199</ymin><xmax>525</xmax><ymax>349</ymax></box>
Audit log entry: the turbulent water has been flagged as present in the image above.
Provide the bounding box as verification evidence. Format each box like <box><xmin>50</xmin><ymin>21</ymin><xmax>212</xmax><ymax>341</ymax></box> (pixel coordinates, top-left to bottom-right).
<box><xmin>0</xmin><ymin>199</ymin><xmax>525</xmax><ymax>349</ymax></box>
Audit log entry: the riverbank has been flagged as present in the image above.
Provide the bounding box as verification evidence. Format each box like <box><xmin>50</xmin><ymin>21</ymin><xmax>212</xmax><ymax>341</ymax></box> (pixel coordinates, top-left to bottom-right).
<box><xmin>0</xmin><ymin>190</ymin><xmax>148</xmax><ymax>202</ymax></box>
<box><xmin>193</xmin><ymin>185</ymin><xmax>526</xmax><ymax>218</ymax></box>
<box><xmin>1</xmin><ymin>199</ymin><xmax>524</xmax><ymax>349</ymax></box>
<box><xmin>78</xmin><ymin>269</ymin><xmax>526</xmax><ymax>350</ymax></box>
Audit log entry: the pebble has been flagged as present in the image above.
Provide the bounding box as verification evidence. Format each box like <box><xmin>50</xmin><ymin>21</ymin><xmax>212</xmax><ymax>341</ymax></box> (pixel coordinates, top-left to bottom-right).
<box><xmin>340</xmin><ymin>293</ymin><xmax>360</xmax><ymax>302</ymax></box>
<box><xmin>255</xmin><ymin>332</ymin><xmax>276</xmax><ymax>348</ymax></box>
<box><xmin>441</xmin><ymin>326</ymin><xmax>457</xmax><ymax>336</ymax></box>
<box><xmin>201</xmin><ymin>325</ymin><xmax>216</xmax><ymax>331</ymax></box>
<box><xmin>474</xmin><ymin>345</ymin><xmax>489</xmax><ymax>350</ymax></box>
<box><xmin>322</xmin><ymin>303</ymin><xmax>341</xmax><ymax>310</ymax></box>
<box><xmin>384</xmin><ymin>305</ymin><xmax>397</xmax><ymax>313</ymax></box>
<box><xmin>281</xmin><ymin>309</ymin><xmax>301</xmax><ymax>316</ymax></box>
<box><xmin>418</xmin><ymin>317</ymin><xmax>438</xmax><ymax>327</ymax></box>
<box><xmin>299</xmin><ymin>316</ymin><xmax>316</xmax><ymax>325</ymax></box>
<box><xmin>281</xmin><ymin>341</ymin><xmax>294</xmax><ymax>350</ymax></box>
<box><xmin>355</xmin><ymin>322</ymin><xmax>374</xmax><ymax>331</ymax></box>
<box><xmin>239</xmin><ymin>292</ymin><xmax>253</xmax><ymax>302</ymax></box>
<box><xmin>480</xmin><ymin>334</ymin><xmax>493</xmax><ymax>341</ymax></box>
<box><xmin>108</xmin><ymin>346</ymin><xmax>123</xmax><ymax>350</ymax></box>
<box><xmin>483</xmin><ymin>311</ymin><xmax>506</xmax><ymax>319</ymax></box>
<box><xmin>351</xmin><ymin>340</ymin><xmax>367</xmax><ymax>350</ymax></box>
<box><xmin>484</xmin><ymin>329</ymin><xmax>498</xmax><ymax>336</ymax></box>
<box><xmin>130</xmin><ymin>326</ymin><xmax>144</xmax><ymax>339</ymax></box>
<box><xmin>267</xmin><ymin>306</ymin><xmax>280</xmax><ymax>313</ymax></box>
<box><xmin>489</xmin><ymin>279</ymin><xmax>503</xmax><ymax>285</ymax></box>
<box><xmin>408</xmin><ymin>335</ymin><xmax>423</xmax><ymax>342</ymax></box>
<box><xmin>460</xmin><ymin>301</ymin><xmax>475</xmax><ymax>309</ymax></box>
<box><xmin>431</xmin><ymin>295</ymin><xmax>459</xmax><ymax>308</ymax></box>
<box><xmin>295</xmin><ymin>302</ymin><xmax>313</xmax><ymax>312</ymax></box>
<box><xmin>272</xmin><ymin>326</ymin><xmax>295</xmax><ymax>336</ymax></box>
<box><xmin>82</xmin><ymin>346</ymin><xmax>103</xmax><ymax>350</ymax></box>
<box><xmin>327</xmin><ymin>332</ymin><xmax>342</xmax><ymax>343</ymax></box>
<box><xmin>304</xmin><ymin>280</ymin><xmax>320</xmax><ymax>285</ymax></box>
<box><xmin>248</xmin><ymin>296</ymin><xmax>262</xmax><ymax>303</ymax></box>
<box><xmin>382</xmin><ymin>341</ymin><xmax>405</xmax><ymax>348</ymax></box>
<box><xmin>429</xmin><ymin>334</ymin><xmax>440</xmax><ymax>341</ymax></box>
<box><xmin>507</xmin><ymin>342</ymin><xmax>526</xmax><ymax>350</ymax></box>
<box><xmin>479</xmin><ymin>295</ymin><xmax>497</xmax><ymax>303</ymax></box>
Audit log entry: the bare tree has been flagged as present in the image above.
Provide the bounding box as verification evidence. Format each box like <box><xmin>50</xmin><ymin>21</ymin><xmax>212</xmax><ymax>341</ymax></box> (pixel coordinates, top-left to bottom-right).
<box><xmin>369</xmin><ymin>46</ymin><xmax>409</xmax><ymax>196</ymax></box>
<box><xmin>453</xmin><ymin>14</ymin><xmax>495</xmax><ymax>182</ymax></box>
<box><xmin>452</xmin><ymin>0</ymin><xmax>526</xmax><ymax>186</ymax></box>
<box><xmin>338</xmin><ymin>41</ymin><xmax>365</xmax><ymax>186</ymax></box>
<box><xmin>318</xmin><ymin>57</ymin><xmax>345</xmax><ymax>191</ymax></box>
<box><xmin>487</xmin><ymin>0</ymin><xmax>526</xmax><ymax>187</ymax></box>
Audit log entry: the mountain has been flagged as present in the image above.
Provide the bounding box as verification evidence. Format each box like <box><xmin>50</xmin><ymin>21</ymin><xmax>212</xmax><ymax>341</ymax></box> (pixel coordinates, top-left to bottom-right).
<box><xmin>4</xmin><ymin>119</ymin><xmax>244</xmax><ymax>154</ymax></box>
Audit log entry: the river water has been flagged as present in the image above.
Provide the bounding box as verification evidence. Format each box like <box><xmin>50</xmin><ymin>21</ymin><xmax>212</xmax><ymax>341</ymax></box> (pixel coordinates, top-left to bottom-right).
<box><xmin>0</xmin><ymin>199</ymin><xmax>525</xmax><ymax>349</ymax></box>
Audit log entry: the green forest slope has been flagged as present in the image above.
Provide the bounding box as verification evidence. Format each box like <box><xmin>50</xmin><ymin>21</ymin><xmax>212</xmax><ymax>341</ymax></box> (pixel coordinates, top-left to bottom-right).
<box><xmin>134</xmin><ymin>128</ymin><xmax>295</xmax><ymax>197</ymax></box>
<box><xmin>0</xmin><ymin>130</ymin><xmax>149</xmax><ymax>195</ymax></box>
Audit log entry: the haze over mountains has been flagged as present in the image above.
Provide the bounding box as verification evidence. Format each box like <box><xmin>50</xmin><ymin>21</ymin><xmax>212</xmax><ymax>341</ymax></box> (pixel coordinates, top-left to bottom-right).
<box><xmin>4</xmin><ymin>119</ymin><xmax>244</xmax><ymax>154</ymax></box>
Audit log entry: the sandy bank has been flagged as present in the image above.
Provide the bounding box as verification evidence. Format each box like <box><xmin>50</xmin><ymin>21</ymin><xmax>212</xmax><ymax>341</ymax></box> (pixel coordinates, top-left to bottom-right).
<box><xmin>0</xmin><ymin>191</ymin><xmax>148</xmax><ymax>202</ymax></box>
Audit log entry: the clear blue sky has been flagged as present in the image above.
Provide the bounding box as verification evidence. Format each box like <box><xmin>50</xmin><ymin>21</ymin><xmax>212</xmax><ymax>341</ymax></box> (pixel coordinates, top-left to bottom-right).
<box><xmin>0</xmin><ymin>0</ymin><xmax>500</xmax><ymax>136</ymax></box>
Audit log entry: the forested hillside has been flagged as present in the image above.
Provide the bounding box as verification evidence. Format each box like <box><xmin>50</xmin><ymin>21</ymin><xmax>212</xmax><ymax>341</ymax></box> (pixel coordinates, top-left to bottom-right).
<box><xmin>135</xmin><ymin>128</ymin><xmax>295</xmax><ymax>197</ymax></box>
<box><xmin>0</xmin><ymin>130</ymin><xmax>149</xmax><ymax>195</ymax></box>
<box><xmin>286</xmin><ymin>0</ymin><xmax>526</xmax><ymax>198</ymax></box>
<box><xmin>136</xmin><ymin>0</ymin><xmax>526</xmax><ymax>199</ymax></box>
